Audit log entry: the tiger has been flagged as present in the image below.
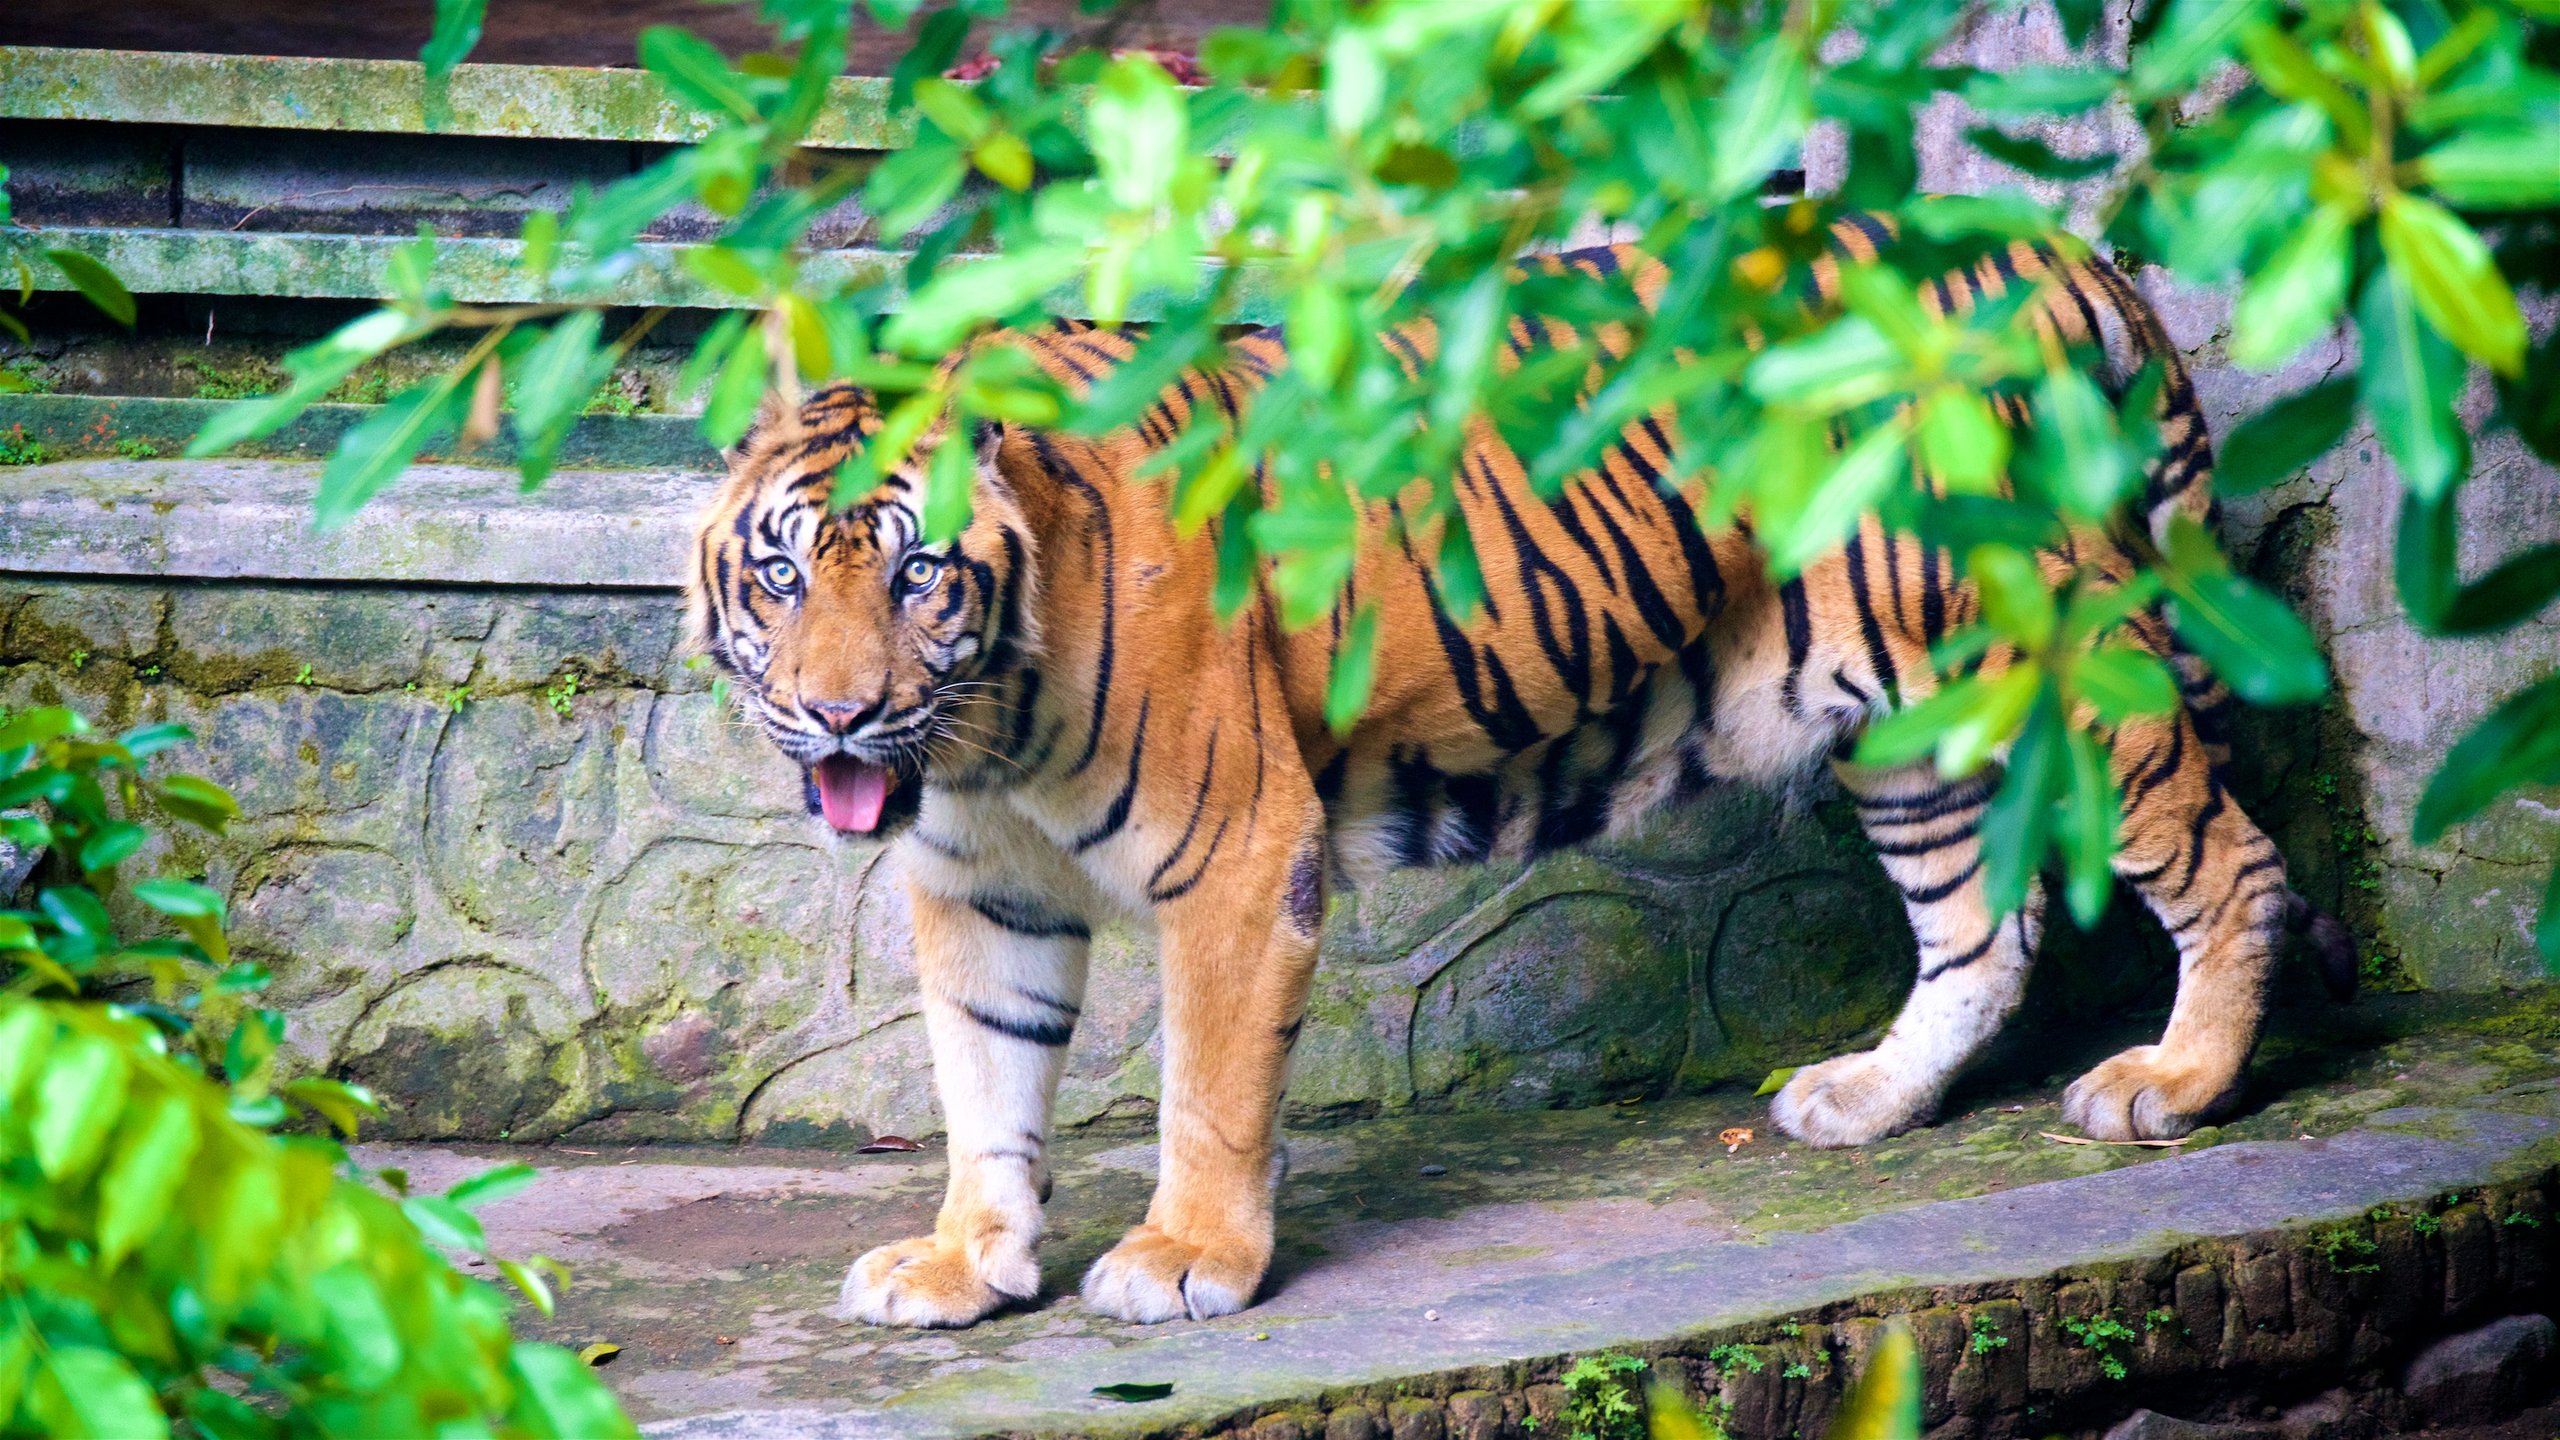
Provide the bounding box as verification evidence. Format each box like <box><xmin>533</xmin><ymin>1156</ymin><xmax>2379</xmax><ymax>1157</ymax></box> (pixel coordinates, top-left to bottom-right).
<box><xmin>683</xmin><ymin>217</ymin><xmax>2349</xmax><ymax>1329</ymax></box>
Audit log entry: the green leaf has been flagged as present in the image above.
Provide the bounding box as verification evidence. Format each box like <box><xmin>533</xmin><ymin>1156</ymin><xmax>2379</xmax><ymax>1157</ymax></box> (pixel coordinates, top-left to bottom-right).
<box><xmin>922</xmin><ymin>422</ymin><xmax>976</xmax><ymax>543</ymax></box>
<box><xmin>2378</xmin><ymin>193</ymin><xmax>2525</xmax><ymax>375</ymax></box>
<box><xmin>1918</xmin><ymin>387</ymin><xmax>2009</xmax><ymax>496</ymax></box>
<box><xmin>99</xmin><ymin>1094</ymin><xmax>200</xmax><ymax>1267</ymax></box>
<box><xmin>312</xmin><ymin>1269</ymin><xmax>403</xmax><ymax>1390</ymax></box>
<box><xmin>2217</xmin><ymin>379</ymin><xmax>2356</xmax><ymax>495</ymax></box>
<box><xmin>639</xmin><ymin>26</ymin><xmax>760</xmax><ymax>122</ymax></box>
<box><xmin>509</xmin><ymin>1344</ymin><xmax>642</xmax><ymax>1440</ymax></box>
<box><xmin>2441</xmin><ymin>544</ymin><xmax>2560</xmax><ymax>636</ymax></box>
<box><xmin>1965</xmin><ymin>65</ymin><xmax>2119</xmax><ymax>116</ymax></box>
<box><xmin>2161</xmin><ymin>523</ymin><xmax>2328</xmax><ymax>706</ymax></box>
<box><xmin>404</xmin><ymin>1193</ymin><xmax>488</xmax><ymax>1253</ymax></box>
<box><xmin>0</xmin><ymin>707</ymin><xmax>81</xmax><ymax>749</ymax></box>
<box><xmin>422</xmin><ymin>0</ymin><xmax>486</xmax><ymax>77</ymax></box>
<box><xmin>511</xmin><ymin>310</ymin><xmax>615</xmax><ymax>489</ymax></box>
<box><xmin>1830</xmin><ymin>1319</ymin><xmax>1923</xmax><ymax>1440</ymax></box>
<box><xmin>701</xmin><ymin>330</ymin><xmax>771</xmax><ymax>451</ymax></box>
<box><xmin>910</xmin><ymin>78</ymin><xmax>993</xmax><ymax>146</ymax></box>
<box><xmin>1093</xmin><ymin>1382</ymin><xmax>1176</xmax><ymax>1403</ymax></box>
<box><xmin>78</xmin><ymin>820</ymin><xmax>146</xmax><ymax>874</ymax></box>
<box><xmin>1520</xmin><ymin>0</ymin><xmax>1684</xmax><ymax>119</ymax></box>
<box><xmin>1766</xmin><ymin>421</ymin><xmax>1909</xmax><ymax>576</ymax></box>
<box><xmin>1753</xmin><ymin>1066</ymin><xmax>1797</xmax><ymax>1098</ymax></box>
<box><xmin>2074</xmin><ymin>647</ymin><xmax>2179</xmax><ymax>724</ymax></box>
<box><xmin>118</xmin><ymin>722</ymin><xmax>193</xmax><ymax>759</ymax></box>
<box><xmin>2031</xmin><ymin>365</ymin><xmax>2134</xmax><ymax>517</ymax></box>
<box><xmin>44</xmin><ymin>248</ymin><xmax>136</xmax><ymax>328</ymax></box>
<box><xmin>1089</xmin><ymin>56</ymin><xmax>1187</xmax><ymax>209</ymax></box>
<box><xmin>1708</xmin><ymin>36</ymin><xmax>1814</xmax><ymax>202</ymax></box>
<box><xmin>2358</xmin><ymin>266</ymin><xmax>2469</xmax><ymax>501</ymax></box>
<box><xmin>506</xmin><ymin>1260</ymin><xmax>562</xmax><ymax>1319</ymax></box>
<box><xmin>281</xmin><ymin>1076</ymin><xmax>381</xmax><ymax>1137</ymax></box>
<box><xmin>1964</xmin><ymin>126</ymin><xmax>2117</xmax><ymax>180</ymax></box>
<box><xmin>1981</xmin><ymin>691</ymin><xmax>2063</xmax><ymax>921</ymax></box>
<box><xmin>2413</xmin><ymin>671</ymin><xmax>2560</xmax><ymax>842</ymax></box>
<box><xmin>1969</xmin><ymin>545</ymin><xmax>2056</xmax><ymax>651</ymax></box>
<box><xmin>33</xmin><ymin>1033</ymin><xmax>129</xmax><ymax>1181</ymax></box>
<box><xmin>153</xmin><ymin>774</ymin><xmax>240</xmax><ymax>833</ymax></box>
<box><xmin>2419</xmin><ymin>126</ymin><xmax>2560</xmax><ymax>209</ymax></box>
<box><xmin>316</xmin><ymin>371</ymin><xmax>473</xmax><ymax>529</ymax></box>
<box><xmin>1289</xmin><ymin>283</ymin><xmax>1353</xmax><ymax>390</ymax></box>
<box><xmin>31</xmin><ymin>1348</ymin><xmax>169</xmax><ymax>1440</ymax></box>
<box><xmin>132</xmin><ymin>876</ymin><xmax>225</xmax><ymax>920</ymax></box>
<box><xmin>1325</xmin><ymin>603</ymin><xmax>1382</xmax><ymax>736</ymax></box>
<box><xmin>2057</xmin><ymin>727</ymin><xmax>2120</xmax><ymax>926</ymax></box>
<box><xmin>2228</xmin><ymin>203</ymin><xmax>2350</xmax><ymax>370</ymax></box>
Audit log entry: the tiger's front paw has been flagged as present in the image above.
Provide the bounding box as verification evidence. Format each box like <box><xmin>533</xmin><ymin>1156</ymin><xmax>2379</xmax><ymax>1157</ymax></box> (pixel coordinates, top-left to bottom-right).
<box><xmin>1770</xmin><ymin>1050</ymin><xmax>1933</xmax><ymax>1148</ymax></box>
<box><xmin>840</xmin><ymin>1231</ymin><xmax>1037</xmax><ymax>1329</ymax></box>
<box><xmin>1081</xmin><ymin>1223</ymin><xmax>1267</xmax><ymax>1323</ymax></box>
<box><xmin>2063</xmin><ymin>1044</ymin><xmax>2237</xmax><ymax>1141</ymax></box>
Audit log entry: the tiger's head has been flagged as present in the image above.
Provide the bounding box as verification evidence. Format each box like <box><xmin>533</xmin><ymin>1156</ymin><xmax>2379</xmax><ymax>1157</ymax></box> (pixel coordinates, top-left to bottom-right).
<box><xmin>684</xmin><ymin>383</ymin><xmax>1037</xmax><ymax>837</ymax></box>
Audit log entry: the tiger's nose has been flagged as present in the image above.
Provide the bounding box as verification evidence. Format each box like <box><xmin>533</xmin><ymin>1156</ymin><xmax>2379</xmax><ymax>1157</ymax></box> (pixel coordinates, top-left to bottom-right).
<box><xmin>805</xmin><ymin>699</ymin><xmax>883</xmax><ymax>735</ymax></box>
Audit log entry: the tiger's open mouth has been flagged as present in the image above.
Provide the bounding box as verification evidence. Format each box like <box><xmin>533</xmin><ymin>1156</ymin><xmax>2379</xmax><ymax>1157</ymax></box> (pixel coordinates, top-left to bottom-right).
<box><xmin>812</xmin><ymin>754</ymin><xmax>895</xmax><ymax>833</ymax></box>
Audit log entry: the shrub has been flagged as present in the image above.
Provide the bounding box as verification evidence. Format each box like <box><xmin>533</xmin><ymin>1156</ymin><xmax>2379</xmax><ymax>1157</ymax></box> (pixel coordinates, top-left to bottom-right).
<box><xmin>0</xmin><ymin>706</ymin><xmax>635</xmax><ymax>1438</ymax></box>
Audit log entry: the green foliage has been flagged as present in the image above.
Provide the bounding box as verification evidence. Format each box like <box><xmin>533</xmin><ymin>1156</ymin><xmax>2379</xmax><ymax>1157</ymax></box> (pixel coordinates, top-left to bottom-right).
<box><xmin>159</xmin><ymin>0</ymin><xmax>2560</xmax><ymax>964</ymax></box>
<box><xmin>2313</xmin><ymin>1224</ymin><xmax>2383</xmax><ymax>1274</ymax></box>
<box><xmin>1561</xmin><ymin>1352</ymin><xmax>1649</xmax><ymax>1440</ymax></box>
<box><xmin>1704</xmin><ymin>1342</ymin><xmax>1765</xmax><ymax>1375</ymax></box>
<box><xmin>0</xmin><ymin>706</ymin><xmax>637</xmax><ymax>1438</ymax></box>
<box><xmin>0</xmin><ymin>426</ymin><xmax>46</xmax><ymax>467</ymax></box>
<box><xmin>1967</xmin><ymin>1312</ymin><xmax>2010</xmax><ymax>1354</ymax></box>
<box><xmin>2059</xmin><ymin>1311</ymin><xmax>2139</xmax><ymax>1381</ymax></box>
<box><xmin>544</xmin><ymin>672</ymin><xmax>582</xmax><ymax>718</ymax></box>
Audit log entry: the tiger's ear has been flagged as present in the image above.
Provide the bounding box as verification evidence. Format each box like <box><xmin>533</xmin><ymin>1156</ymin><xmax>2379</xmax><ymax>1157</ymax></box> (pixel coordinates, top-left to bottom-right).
<box><xmin>719</xmin><ymin>390</ymin><xmax>802</xmax><ymax>472</ymax></box>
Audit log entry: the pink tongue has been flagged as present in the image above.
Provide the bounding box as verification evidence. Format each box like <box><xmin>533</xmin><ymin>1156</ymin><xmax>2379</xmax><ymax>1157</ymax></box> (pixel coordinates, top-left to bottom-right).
<box><xmin>814</xmin><ymin>756</ymin><xmax>892</xmax><ymax>833</ymax></box>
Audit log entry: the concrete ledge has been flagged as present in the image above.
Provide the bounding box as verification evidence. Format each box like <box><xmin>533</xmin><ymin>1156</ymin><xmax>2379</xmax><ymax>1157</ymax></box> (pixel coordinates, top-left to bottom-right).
<box><xmin>0</xmin><ymin>393</ymin><xmax>719</xmax><ymax>471</ymax></box>
<box><xmin>0</xmin><ymin>457</ymin><xmax>706</xmax><ymax>587</ymax></box>
<box><xmin>0</xmin><ymin>45</ymin><xmax>910</xmax><ymax>149</ymax></box>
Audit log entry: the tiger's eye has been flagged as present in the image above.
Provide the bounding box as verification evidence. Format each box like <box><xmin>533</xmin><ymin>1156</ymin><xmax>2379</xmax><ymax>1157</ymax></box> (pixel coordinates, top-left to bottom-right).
<box><xmin>759</xmin><ymin>557</ymin><xmax>800</xmax><ymax>591</ymax></box>
<box><xmin>902</xmin><ymin>554</ymin><xmax>941</xmax><ymax>590</ymax></box>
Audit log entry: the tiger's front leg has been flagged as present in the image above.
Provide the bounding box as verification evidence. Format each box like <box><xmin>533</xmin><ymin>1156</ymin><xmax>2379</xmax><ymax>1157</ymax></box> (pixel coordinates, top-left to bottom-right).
<box><xmin>1080</xmin><ymin>817</ymin><xmax>1325</xmax><ymax>1323</ymax></box>
<box><xmin>841</xmin><ymin>829</ymin><xmax>1094</xmax><ymax>1328</ymax></box>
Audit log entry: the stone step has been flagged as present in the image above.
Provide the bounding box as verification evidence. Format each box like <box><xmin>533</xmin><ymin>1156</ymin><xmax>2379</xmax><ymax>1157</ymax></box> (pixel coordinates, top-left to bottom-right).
<box><xmin>371</xmin><ymin>990</ymin><xmax>2560</xmax><ymax>1440</ymax></box>
<box><xmin>1</xmin><ymin>455</ymin><xmax>703</xmax><ymax>587</ymax></box>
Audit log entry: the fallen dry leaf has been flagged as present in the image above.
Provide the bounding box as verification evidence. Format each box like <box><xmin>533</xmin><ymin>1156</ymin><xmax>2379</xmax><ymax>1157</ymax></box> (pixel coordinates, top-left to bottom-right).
<box><xmin>2038</xmin><ymin>1131</ymin><xmax>2190</xmax><ymax>1149</ymax></box>
<box><xmin>1719</xmin><ymin>1127</ymin><xmax>1755</xmax><ymax>1154</ymax></box>
<box><xmin>715</xmin><ymin>1335</ymin><xmax>735</xmax><ymax>1346</ymax></box>
<box><xmin>858</xmin><ymin>1135</ymin><xmax>924</xmax><ymax>1154</ymax></box>
<box><xmin>578</xmin><ymin>1343</ymin><xmax>620</xmax><ymax>1367</ymax></box>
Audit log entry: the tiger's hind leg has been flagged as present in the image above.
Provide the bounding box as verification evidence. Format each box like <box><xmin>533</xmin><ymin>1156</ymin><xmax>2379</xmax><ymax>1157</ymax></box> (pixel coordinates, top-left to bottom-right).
<box><xmin>2062</xmin><ymin>706</ymin><xmax>2286</xmax><ymax>1140</ymax></box>
<box><xmin>1772</xmin><ymin>760</ymin><xmax>2047</xmax><ymax>1148</ymax></box>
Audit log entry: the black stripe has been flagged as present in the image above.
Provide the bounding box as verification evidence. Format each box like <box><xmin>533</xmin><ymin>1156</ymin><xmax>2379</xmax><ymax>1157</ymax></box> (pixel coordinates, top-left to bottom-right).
<box><xmin>968</xmin><ymin>893</ymin><xmax>1091</xmax><ymax>941</ymax></box>
<box><xmin>961</xmin><ymin>1002</ymin><xmax>1074</xmax><ymax>1048</ymax></box>
<box><xmin>1779</xmin><ymin>577</ymin><xmax>1813</xmax><ymax>717</ymax></box>
<box><xmin>1900</xmin><ymin>855</ymin><xmax>1983</xmax><ymax>906</ymax></box>
<box><xmin>1072</xmin><ymin>695</ymin><xmax>1151</xmax><ymax>853</ymax></box>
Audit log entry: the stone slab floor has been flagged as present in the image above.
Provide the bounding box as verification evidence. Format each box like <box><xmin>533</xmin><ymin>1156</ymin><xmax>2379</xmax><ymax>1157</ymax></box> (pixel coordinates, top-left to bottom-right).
<box><xmin>363</xmin><ymin>989</ymin><xmax>2560</xmax><ymax>1439</ymax></box>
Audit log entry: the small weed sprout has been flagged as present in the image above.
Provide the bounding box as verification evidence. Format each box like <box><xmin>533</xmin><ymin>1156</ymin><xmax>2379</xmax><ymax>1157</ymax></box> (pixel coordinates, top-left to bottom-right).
<box><xmin>1778</xmin><ymin>1321</ymin><xmax>1802</xmax><ymax>1338</ymax></box>
<box><xmin>0</xmin><ymin>424</ymin><xmax>48</xmax><ymax>465</ymax></box>
<box><xmin>1780</xmin><ymin>1361</ymin><xmax>1812</xmax><ymax>1380</ymax></box>
<box><xmin>2505</xmin><ymin>1212</ymin><xmax>2542</xmax><ymax>1228</ymax></box>
<box><xmin>545</xmin><ymin>671</ymin><xmax>581</xmax><ymax>717</ymax></box>
<box><xmin>444</xmin><ymin>685</ymin><xmax>472</xmax><ymax>714</ymax></box>
<box><xmin>295</xmin><ymin>663</ymin><xmax>314</xmax><ymax>686</ymax></box>
<box><xmin>1559</xmin><ymin>1353</ymin><xmax>1648</xmax><ymax>1440</ymax></box>
<box><xmin>2059</xmin><ymin>1313</ymin><xmax>2138</xmax><ymax>1381</ymax></box>
<box><xmin>1969</xmin><ymin>1313</ymin><xmax>2010</xmax><ymax>1354</ymax></box>
<box><xmin>2313</xmin><ymin>1226</ymin><xmax>2381</xmax><ymax>1275</ymax></box>
<box><xmin>67</xmin><ymin>649</ymin><xmax>88</xmax><ymax>672</ymax></box>
<box><xmin>1706</xmin><ymin>1342</ymin><xmax>1764</xmax><ymax>1375</ymax></box>
<box><xmin>114</xmin><ymin>437</ymin><xmax>161</xmax><ymax>460</ymax></box>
